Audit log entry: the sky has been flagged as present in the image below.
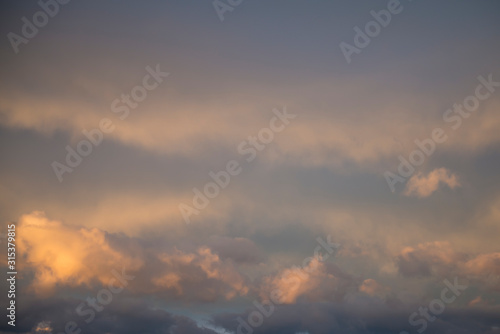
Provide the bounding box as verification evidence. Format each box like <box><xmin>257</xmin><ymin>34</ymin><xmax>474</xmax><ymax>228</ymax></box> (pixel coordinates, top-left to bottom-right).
<box><xmin>1</xmin><ymin>1</ymin><xmax>500</xmax><ymax>333</ymax></box>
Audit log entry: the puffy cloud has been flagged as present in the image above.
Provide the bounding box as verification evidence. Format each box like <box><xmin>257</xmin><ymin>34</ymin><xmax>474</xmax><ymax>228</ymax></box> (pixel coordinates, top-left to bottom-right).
<box><xmin>404</xmin><ymin>168</ymin><xmax>461</xmax><ymax>197</ymax></box>
<box><xmin>396</xmin><ymin>242</ymin><xmax>500</xmax><ymax>290</ymax></box>
<box><xmin>464</xmin><ymin>252</ymin><xmax>500</xmax><ymax>276</ymax></box>
<box><xmin>259</xmin><ymin>257</ymin><xmax>353</xmax><ymax>304</ymax></box>
<box><xmin>152</xmin><ymin>247</ymin><xmax>249</xmax><ymax>301</ymax></box>
<box><xmin>17</xmin><ymin>211</ymin><xmax>142</xmax><ymax>294</ymax></box>
<box><xmin>463</xmin><ymin>253</ymin><xmax>500</xmax><ymax>290</ymax></box>
<box><xmin>14</xmin><ymin>212</ymin><xmax>253</xmax><ymax>302</ymax></box>
<box><xmin>397</xmin><ymin>241</ymin><xmax>466</xmax><ymax>277</ymax></box>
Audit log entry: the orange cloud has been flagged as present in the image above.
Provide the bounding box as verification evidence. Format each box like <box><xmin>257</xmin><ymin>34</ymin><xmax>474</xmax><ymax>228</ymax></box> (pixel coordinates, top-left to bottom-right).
<box><xmin>468</xmin><ymin>296</ymin><xmax>483</xmax><ymax>307</ymax></box>
<box><xmin>397</xmin><ymin>241</ymin><xmax>466</xmax><ymax>277</ymax></box>
<box><xmin>463</xmin><ymin>253</ymin><xmax>500</xmax><ymax>290</ymax></box>
<box><xmin>259</xmin><ymin>257</ymin><xmax>343</xmax><ymax>304</ymax></box>
<box><xmin>397</xmin><ymin>241</ymin><xmax>500</xmax><ymax>290</ymax></box>
<box><xmin>404</xmin><ymin>168</ymin><xmax>460</xmax><ymax>197</ymax></box>
<box><xmin>17</xmin><ymin>211</ymin><xmax>142</xmax><ymax>294</ymax></box>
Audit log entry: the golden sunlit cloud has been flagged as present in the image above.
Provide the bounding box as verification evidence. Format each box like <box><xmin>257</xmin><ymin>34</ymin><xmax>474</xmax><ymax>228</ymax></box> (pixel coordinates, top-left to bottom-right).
<box><xmin>17</xmin><ymin>211</ymin><xmax>142</xmax><ymax>294</ymax></box>
<box><xmin>259</xmin><ymin>257</ymin><xmax>343</xmax><ymax>304</ymax></box>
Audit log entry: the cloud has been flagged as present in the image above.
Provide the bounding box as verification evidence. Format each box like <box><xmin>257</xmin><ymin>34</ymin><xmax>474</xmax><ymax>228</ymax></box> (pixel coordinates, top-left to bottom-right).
<box><xmin>463</xmin><ymin>252</ymin><xmax>500</xmax><ymax>290</ymax></box>
<box><xmin>396</xmin><ymin>241</ymin><xmax>500</xmax><ymax>290</ymax></box>
<box><xmin>396</xmin><ymin>241</ymin><xmax>466</xmax><ymax>277</ymax></box>
<box><xmin>404</xmin><ymin>168</ymin><xmax>461</xmax><ymax>197</ymax></box>
<box><xmin>152</xmin><ymin>247</ymin><xmax>249</xmax><ymax>301</ymax></box>
<box><xmin>17</xmin><ymin>211</ymin><xmax>142</xmax><ymax>294</ymax></box>
<box><xmin>259</xmin><ymin>257</ymin><xmax>354</xmax><ymax>304</ymax></box>
<box><xmin>469</xmin><ymin>296</ymin><xmax>484</xmax><ymax>307</ymax></box>
<box><xmin>358</xmin><ymin>278</ymin><xmax>390</xmax><ymax>299</ymax></box>
<box><xmin>29</xmin><ymin>321</ymin><xmax>52</xmax><ymax>334</ymax></box>
<box><xmin>15</xmin><ymin>212</ymin><xmax>253</xmax><ymax>302</ymax></box>
<box><xmin>0</xmin><ymin>296</ymin><xmax>219</xmax><ymax>334</ymax></box>
<box><xmin>3</xmin><ymin>47</ymin><xmax>500</xmax><ymax>173</ymax></box>
<box><xmin>213</xmin><ymin>302</ymin><xmax>500</xmax><ymax>334</ymax></box>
